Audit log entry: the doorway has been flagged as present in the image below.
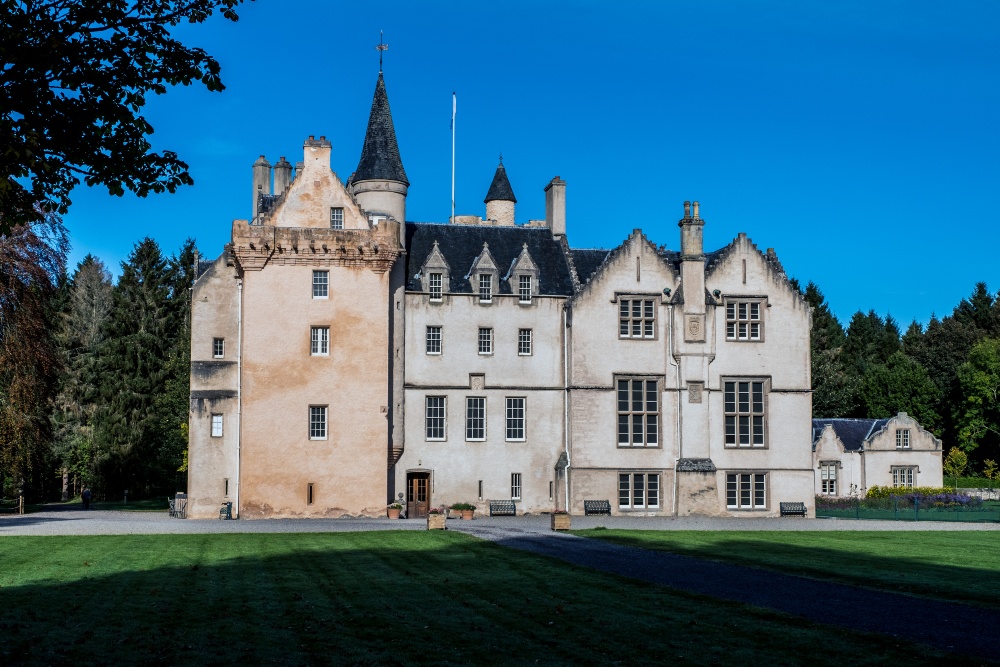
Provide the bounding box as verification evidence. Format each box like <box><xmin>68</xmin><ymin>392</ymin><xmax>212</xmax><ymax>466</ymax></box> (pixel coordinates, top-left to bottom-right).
<box><xmin>406</xmin><ymin>472</ymin><xmax>430</xmax><ymax>518</ymax></box>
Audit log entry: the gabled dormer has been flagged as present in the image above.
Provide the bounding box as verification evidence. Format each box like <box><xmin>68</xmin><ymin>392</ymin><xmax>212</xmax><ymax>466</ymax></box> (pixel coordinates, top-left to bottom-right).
<box><xmin>505</xmin><ymin>243</ymin><xmax>539</xmax><ymax>304</ymax></box>
<box><xmin>467</xmin><ymin>242</ymin><xmax>499</xmax><ymax>304</ymax></box>
<box><xmin>418</xmin><ymin>240</ymin><xmax>451</xmax><ymax>303</ymax></box>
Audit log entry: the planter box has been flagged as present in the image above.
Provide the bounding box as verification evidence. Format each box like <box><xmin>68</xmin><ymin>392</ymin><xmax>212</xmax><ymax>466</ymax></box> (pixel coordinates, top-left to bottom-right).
<box><xmin>387</xmin><ymin>508</ymin><xmax>401</xmax><ymax>519</ymax></box>
<box><xmin>427</xmin><ymin>514</ymin><xmax>446</xmax><ymax>530</ymax></box>
<box><xmin>551</xmin><ymin>513</ymin><xmax>571</xmax><ymax>531</ymax></box>
<box><xmin>460</xmin><ymin>510</ymin><xmax>474</xmax><ymax>520</ymax></box>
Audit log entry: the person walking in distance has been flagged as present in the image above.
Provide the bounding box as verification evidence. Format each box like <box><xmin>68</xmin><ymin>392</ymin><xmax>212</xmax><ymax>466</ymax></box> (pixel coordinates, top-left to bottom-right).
<box><xmin>82</xmin><ymin>487</ymin><xmax>92</xmax><ymax>510</ymax></box>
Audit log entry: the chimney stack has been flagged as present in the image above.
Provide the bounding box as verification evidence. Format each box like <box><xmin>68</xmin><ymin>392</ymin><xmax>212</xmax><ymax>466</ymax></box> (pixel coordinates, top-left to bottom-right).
<box><xmin>679</xmin><ymin>199</ymin><xmax>704</xmax><ymax>258</ymax></box>
<box><xmin>545</xmin><ymin>176</ymin><xmax>566</xmax><ymax>238</ymax></box>
<box><xmin>251</xmin><ymin>155</ymin><xmax>272</xmax><ymax>219</ymax></box>
<box><xmin>273</xmin><ymin>157</ymin><xmax>292</xmax><ymax>196</ymax></box>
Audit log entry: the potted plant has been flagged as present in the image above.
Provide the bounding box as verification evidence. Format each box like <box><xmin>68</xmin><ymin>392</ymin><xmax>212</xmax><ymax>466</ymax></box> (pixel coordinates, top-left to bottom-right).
<box><xmin>551</xmin><ymin>510</ymin><xmax>571</xmax><ymax>531</ymax></box>
<box><xmin>427</xmin><ymin>506</ymin><xmax>447</xmax><ymax>530</ymax></box>
<box><xmin>387</xmin><ymin>502</ymin><xmax>403</xmax><ymax>519</ymax></box>
<box><xmin>451</xmin><ymin>502</ymin><xmax>475</xmax><ymax>520</ymax></box>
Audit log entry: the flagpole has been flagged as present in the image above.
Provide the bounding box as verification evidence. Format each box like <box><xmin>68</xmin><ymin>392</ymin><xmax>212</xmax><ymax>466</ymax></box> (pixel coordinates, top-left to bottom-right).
<box><xmin>451</xmin><ymin>91</ymin><xmax>456</xmax><ymax>224</ymax></box>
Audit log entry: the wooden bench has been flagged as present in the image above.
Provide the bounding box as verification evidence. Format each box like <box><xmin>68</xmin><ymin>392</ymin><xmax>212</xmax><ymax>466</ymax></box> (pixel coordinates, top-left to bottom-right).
<box><xmin>779</xmin><ymin>502</ymin><xmax>807</xmax><ymax>517</ymax></box>
<box><xmin>489</xmin><ymin>500</ymin><xmax>516</xmax><ymax>516</ymax></box>
<box><xmin>584</xmin><ymin>500</ymin><xmax>612</xmax><ymax>516</ymax></box>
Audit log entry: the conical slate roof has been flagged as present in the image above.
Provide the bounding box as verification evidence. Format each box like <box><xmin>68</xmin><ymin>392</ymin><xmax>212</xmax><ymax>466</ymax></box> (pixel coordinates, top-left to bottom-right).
<box><xmin>484</xmin><ymin>162</ymin><xmax>516</xmax><ymax>203</ymax></box>
<box><xmin>354</xmin><ymin>73</ymin><xmax>408</xmax><ymax>185</ymax></box>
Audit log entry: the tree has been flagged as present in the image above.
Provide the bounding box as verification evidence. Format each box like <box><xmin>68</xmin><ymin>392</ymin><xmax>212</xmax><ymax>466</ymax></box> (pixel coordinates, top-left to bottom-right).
<box><xmin>802</xmin><ymin>282</ymin><xmax>853</xmax><ymax>417</ymax></box>
<box><xmin>983</xmin><ymin>459</ymin><xmax>998</xmax><ymax>490</ymax></box>
<box><xmin>943</xmin><ymin>448</ymin><xmax>968</xmax><ymax>490</ymax></box>
<box><xmin>955</xmin><ymin>338</ymin><xmax>1000</xmax><ymax>457</ymax></box>
<box><xmin>0</xmin><ymin>0</ymin><xmax>248</xmax><ymax>235</ymax></box>
<box><xmin>858</xmin><ymin>351</ymin><xmax>941</xmax><ymax>429</ymax></box>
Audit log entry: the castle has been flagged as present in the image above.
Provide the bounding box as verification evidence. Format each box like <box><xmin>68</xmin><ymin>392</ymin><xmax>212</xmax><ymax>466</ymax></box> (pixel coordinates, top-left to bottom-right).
<box><xmin>186</xmin><ymin>71</ymin><xmax>939</xmax><ymax>519</ymax></box>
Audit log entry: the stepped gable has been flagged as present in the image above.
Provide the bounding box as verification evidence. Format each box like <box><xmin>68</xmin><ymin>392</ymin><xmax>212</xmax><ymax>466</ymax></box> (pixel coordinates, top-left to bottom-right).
<box><xmin>405</xmin><ymin>223</ymin><xmax>574</xmax><ymax>296</ymax></box>
<box><xmin>569</xmin><ymin>248</ymin><xmax>610</xmax><ymax>287</ymax></box>
<box><xmin>484</xmin><ymin>162</ymin><xmax>516</xmax><ymax>203</ymax></box>
<box><xmin>812</xmin><ymin>418</ymin><xmax>890</xmax><ymax>451</ymax></box>
<box><xmin>354</xmin><ymin>73</ymin><xmax>409</xmax><ymax>185</ymax></box>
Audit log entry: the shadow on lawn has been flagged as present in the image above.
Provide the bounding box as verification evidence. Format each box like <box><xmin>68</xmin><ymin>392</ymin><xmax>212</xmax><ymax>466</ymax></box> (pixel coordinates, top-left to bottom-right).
<box><xmin>0</xmin><ymin>532</ymin><xmax>974</xmax><ymax>667</ymax></box>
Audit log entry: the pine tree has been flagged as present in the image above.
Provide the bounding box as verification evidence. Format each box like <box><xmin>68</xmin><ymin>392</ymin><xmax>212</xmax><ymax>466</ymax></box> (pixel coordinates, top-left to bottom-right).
<box><xmin>802</xmin><ymin>282</ymin><xmax>853</xmax><ymax>417</ymax></box>
<box><xmin>859</xmin><ymin>351</ymin><xmax>941</xmax><ymax>430</ymax></box>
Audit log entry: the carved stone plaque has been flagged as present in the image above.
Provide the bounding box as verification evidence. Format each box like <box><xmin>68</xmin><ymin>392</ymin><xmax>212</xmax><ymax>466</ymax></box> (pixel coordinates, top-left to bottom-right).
<box><xmin>688</xmin><ymin>382</ymin><xmax>704</xmax><ymax>404</ymax></box>
<box><xmin>685</xmin><ymin>314</ymin><xmax>705</xmax><ymax>342</ymax></box>
<box><xmin>470</xmin><ymin>374</ymin><xmax>485</xmax><ymax>391</ymax></box>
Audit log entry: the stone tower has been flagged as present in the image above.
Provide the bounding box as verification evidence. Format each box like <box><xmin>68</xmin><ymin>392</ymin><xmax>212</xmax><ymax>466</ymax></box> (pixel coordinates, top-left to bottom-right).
<box><xmin>484</xmin><ymin>158</ymin><xmax>516</xmax><ymax>226</ymax></box>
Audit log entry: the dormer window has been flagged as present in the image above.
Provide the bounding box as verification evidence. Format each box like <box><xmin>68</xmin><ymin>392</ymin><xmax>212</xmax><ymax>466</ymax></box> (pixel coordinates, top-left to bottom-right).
<box><xmin>479</xmin><ymin>273</ymin><xmax>493</xmax><ymax>303</ymax></box>
<box><xmin>518</xmin><ymin>275</ymin><xmax>532</xmax><ymax>303</ymax></box>
<box><xmin>330</xmin><ymin>207</ymin><xmax>344</xmax><ymax>230</ymax></box>
<box><xmin>429</xmin><ymin>273</ymin><xmax>443</xmax><ymax>301</ymax></box>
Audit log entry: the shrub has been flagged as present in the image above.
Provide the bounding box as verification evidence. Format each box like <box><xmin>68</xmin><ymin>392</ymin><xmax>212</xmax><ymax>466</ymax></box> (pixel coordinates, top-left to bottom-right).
<box><xmin>865</xmin><ymin>485</ymin><xmax>953</xmax><ymax>499</ymax></box>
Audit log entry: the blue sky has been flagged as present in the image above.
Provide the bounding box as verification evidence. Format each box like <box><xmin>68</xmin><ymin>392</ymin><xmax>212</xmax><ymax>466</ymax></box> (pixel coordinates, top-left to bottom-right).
<box><xmin>63</xmin><ymin>0</ymin><xmax>999</xmax><ymax>327</ymax></box>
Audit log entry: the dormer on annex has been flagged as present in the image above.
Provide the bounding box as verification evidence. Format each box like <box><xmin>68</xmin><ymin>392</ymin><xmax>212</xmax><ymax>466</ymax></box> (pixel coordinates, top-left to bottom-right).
<box><xmin>505</xmin><ymin>243</ymin><xmax>540</xmax><ymax>304</ymax></box>
<box><xmin>467</xmin><ymin>242</ymin><xmax>499</xmax><ymax>304</ymax></box>
<box><xmin>418</xmin><ymin>240</ymin><xmax>451</xmax><ymax>302</ymax></box>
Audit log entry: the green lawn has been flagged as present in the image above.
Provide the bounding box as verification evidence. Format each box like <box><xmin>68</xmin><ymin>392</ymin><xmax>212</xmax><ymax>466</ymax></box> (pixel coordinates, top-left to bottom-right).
<box><xmin>575</xmin><ymin>530</ymin><xmax>1000</xmax><ymax>609</ymax></box>
<box><xmin>0</xmin><ymin>532</ymin><xmax>970</xmax><ymax>666</ymax></box>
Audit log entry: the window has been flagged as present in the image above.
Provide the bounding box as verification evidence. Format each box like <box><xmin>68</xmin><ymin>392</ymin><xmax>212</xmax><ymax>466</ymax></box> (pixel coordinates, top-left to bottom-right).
<box><xmin>307</xmin><ymin>483</ymin><xmax>315</xmax><ymax>505</ymax></box>
<box><xmin>425</xmin><ymin>396</ymin><xmax>446</xmax><ymax>440</ymax></box>
<box><xmin>330</xmin><ymin>207</ymin><xmax>344</xmax><ymax>230</ymax></box>
<box><xmin>619</xmin><ymin>298</ymin><xmax>655</xmax><ymax>339</ymax></box>
<box><xmin>518</xmin><ymin>329</ymin><xmax>532</xmax><ymax>356</ymax></box>
<box><xmin>724</xmin><ymin>380</ymin><xmax>766</xmax><ymax>447</ymax></box>
<box><xmin>617</xmin><ymin>378</ymin><xmax>659</xmax><ymax>447</ymax></box>
<box><xmin>892</xmin><ymin>467</ymin><xmax>915</xmax><ymax>488</ymax></box>
<box><xmin>429</xmin><ymin>273</ymin><xmax>443</xmax><ymax>301</ymax></box>
<box><xmin>820</xmin><ymin>463</ymin><xmax>837</xmax><ymax>495</ymax></box>
<box><xmin>518</xmin><ymin>275</ymin><xmax>532</xmax><ymax>303</ymax></box>
<box><xmin>426</xmin><ymin>326</ymin><xmax>442</xmax><ymax>355</ymax></box>
<box><xmin>478</xmin><ymin>480</ymin><xmax>483</xmax><ymax>500</ymax></box>
<box><xmin>896</xmin><ymin>429</ymin><xmax>911</xmax><ymax>449</ymax></box>
<box><xmin>309</xmin><ymin>406</ymin><xmax>328</xmax><ymax>440</ymax></box>
<box><xmin>211</xmin><ymin>414</ymin><xmax>223</xmax><ymax>438</ymax></box>
<box><xmin>212</xmin><ymin>338</ymin><xmax>225</xmax><ymax>359</ymax></box>
<box><xmin>478</xmin><ymin>327</ymin><xmax>493</xmax><ymax>355</ymax></box>
<box><xmin>479</xmin><ymin>273</ymin><xmax>493</xmax><ymax>302</ymax></box>
<box><xmin>466</xmin><ymin>397</ymin><xmax>486</xmax><ymax>441</ymax></box>
<box><xmin>726</xmin><ymin>300</ymin><xmax>763</xmax><ymax>341</ymax></box>
<box><xmin>311</xmin><ymin>327</ymin><xmax>329</xmax><ymax>356</ymax></box>
<box><xmin>312</xmin><ymin>270</ymin><xmax>329</xmax><ymax>298</ymax></box>
<box><xmin>618</xmin><ymin>473</ymin><xmax>660</xmax><ymax>509</ymax></box>
<box><xmin>511</xmin><ymin>473</ymin><xmax>522</xmax><ymax>500</ymax></box>
<box><xmin>726</xmin><ymin>473</ymin><xmax>767</xmax><ymax>510</ymax></box>
<box><xmin>506</xmin><ymin>397</ymin><xmax>525</xmax><ymax>441</ymax></box>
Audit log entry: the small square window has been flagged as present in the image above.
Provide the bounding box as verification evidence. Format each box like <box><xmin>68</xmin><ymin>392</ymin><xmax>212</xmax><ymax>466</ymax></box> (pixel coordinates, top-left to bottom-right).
<box><xmin>479</xmin><ymin>274</ymin><xmax>493</xmax><ymax>303</ymax></box>
<box><xmin>619</xmin><ymin>298</ymin><xmax>655</xmax><ymax>339</ymax></box>
<box><xmin>312</xmin><ymin>270</ymin><xmax>329</xmax><ymax>298</ymax></box>
<box><xmin>726</xmin><ymin>300</ymin><xmax>763</xmax><ymax>341</ymax></box>
<box><xmin>309</xmin><ymin>406</ymin><xmax>328</xmax><ymax>440</ymax></box>
<box><xmin>211</xmin><ymin>413</ymin><xmax>223</xmax><ymax>438</ymax></box>
<box><xmin>518</xmin><ymin>329</ymin><xmax>532</xmax><ymax>356</ymax></box>
<box><xmin>426</xmin><ymin>326</ymin><xmax>442</xmax><ymax>355</ymax></box>
<box><xmin>212</xmin><ymin>338</ymin><xmax>225</xmax><ymax>359</ymax></box>
<box><xmin>311</xmin><ymin>327</ymin><xmax>330</xmax><ymax>356</ymax></box>
<box><xmin>478</xmin><ymin>327</ymin><xmax>493</xmax><ymax>355</ymax></box>
<box><xmin>330</xmin><ymin>207</ymin><xmax>344</xmax><ymax>230</ymax></box>
<box><xmin>518</xmin><ymin>275</ymin><xmax>532</xmax><ymax>303</ymax></box>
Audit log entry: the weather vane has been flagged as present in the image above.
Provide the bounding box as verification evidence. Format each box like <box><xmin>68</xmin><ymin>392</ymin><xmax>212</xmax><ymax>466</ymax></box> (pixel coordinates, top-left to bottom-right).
<box><xmin>376</xmin><ymin>30</ymin><xmax>388</xmax><ymax>72</ymax></box>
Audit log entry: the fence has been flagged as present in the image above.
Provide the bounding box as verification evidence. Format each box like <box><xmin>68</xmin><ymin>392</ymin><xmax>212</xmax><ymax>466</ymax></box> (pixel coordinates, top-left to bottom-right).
<box><xmin>817</xmin><ymin>494</ymin><xmax>1000</xmax><ymax>522</ymax></box>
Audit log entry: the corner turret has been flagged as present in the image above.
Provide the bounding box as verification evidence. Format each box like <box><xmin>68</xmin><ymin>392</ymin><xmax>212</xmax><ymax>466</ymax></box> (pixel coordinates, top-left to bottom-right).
<box><xmin>484</xmin><ymin>157</ymin><xmax>516</xmax><ymax>226</ymax></box>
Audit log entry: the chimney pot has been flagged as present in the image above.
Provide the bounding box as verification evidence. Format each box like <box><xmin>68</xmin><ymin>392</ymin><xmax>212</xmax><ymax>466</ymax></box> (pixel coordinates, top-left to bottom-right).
<box><xmin>693</xmin><ymin>201</ymin><xmax>700</xmax><ymax>218</ymax></box>
<box><xmin>683</xmin><ymin>201</ymin><xmax>691</xmax><ymax>217</ymax></box>
<box><xmin>309</xmin><ymin>135</ymin><xmax>314</xmax><ymax>141</ymax></box>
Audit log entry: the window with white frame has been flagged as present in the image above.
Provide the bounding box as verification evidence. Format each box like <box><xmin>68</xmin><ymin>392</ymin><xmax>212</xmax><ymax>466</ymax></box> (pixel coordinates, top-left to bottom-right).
<box><xmin>892</xmin><ymin>466</ymin><xmax>915</xmax><ymax>488</ymax></box>
<box><xmin>312</xmin><ymin>270</ymin><xmax>329</xmax><ymax>298</ymax></box>
<box><xmin>518</xmin><ymin>275</ymin><xmax>532</xmax><ymax>303</ymax></box>
<box><xmin>617</xmin><ymin>378</ymin><xmax>659</xmax><ymax>447</ymax></box>
<box><xmin>478</xmin><ymin>327</ymin><xmax>493</xmax><ymax>355</ymax></box>
<box><xmin>212</xmin><ymin>338</ymin><xmax>225</xmax><ymax>359</ymax></box>
<box><xmin>820</xmin><ymin>463</ymin><xmax>837</xmax><ymax>495</ymax></box>
<box><xmin>724</xmin><ymin>380</ymin><xmax>766</xmax><ymax>447</ymax></box>
<box><xmin>309</xmin><ymin>406</ymin><xmax>328</xmax><ymax>440</ymax></box>
<box><xmin>896</xmin><ymin>429</ymin><xmax>911</xmax><ymax>449</ymax></box>
<box><xmin>211</xmin><ymin>413</ymin><xmax>223</xmax><ymax>438</ymax></box>
<box><xmin>311</xmin><ymin>327</ymin><xmax>329</xmax><ymax>356</ymax></box>
<box><xmin>726</xmin><ymin>300</ymin><xmax>763</xmax><ymax>341</ymax></box>
<box><xmin>511</xmin><ymin>473</ymin><xmax>522</xmax><ymax>500</ymax></box>
<box><xmin>466</xmin><ymin>397</ymin><xmax>486</xmax><ymax>441</ymax></box>
<box><xmin>506</xmin><ymin>397</ymin><xmax>525</xmax><ymax>441</ymax></box>
<box><xmin>425</xmin><ymin>396</ymin><xmax>446</xmax><ymax>441</ymax></box>
<box><xmin>330</xmin><ymin>207</ymin><xmax>344</xmax><ymax>230</ymax></box>
<box><xmin>618</xmin><ymin>473</ymin><xmax>660</xmax><ymax>509</ymax></box>
<box><xmin>726</xmin><ymin>473</ymin><xmax>767</xmax><ymax>510</ymax></box>
<box><xmin>619</xmin><ymin>298</ymin><xmax>655</xmax><ymax>339</ymax></box>
<box><xmin>426</xmin><ymin>326</ymin><xmax>442</xmax><ymax>355</ymax></box>
<box><xmin>479</xmin><ymin>273</ymin><xmax>493</xmax><ymax>302</ymax></box>
<box><xmin>429</xmin><ymin>273</ymin><xmax>443</xmax><ymax>301</ymax></box>
<box><xmin>518</xmin><ymin>329</ymin><xmax>532</xmax><ymax>356</ymax></box>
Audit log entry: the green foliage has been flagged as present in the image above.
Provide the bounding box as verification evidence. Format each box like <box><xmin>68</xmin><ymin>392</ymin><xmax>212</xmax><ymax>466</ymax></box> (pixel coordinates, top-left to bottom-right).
<box><xmin>803</xmin><ymin>283</ymin><xmax>855</xmax><ymax>417</ymax></box>
<box><xmin>450</xmin><ymin>502</ymin><xmax>476</xmax><ymax>510</ymax></box>
<box><xmin>943</xmin><ymin>448</ymin><xmax>969</xmax><ymax>487</ymax></box>
<box><xmin>0</xmin><ymin>0</ymin><xmax>248</xmax><ymax>235</ymax></box>
<box><xmin>858</xmin><ymin>351</ymin><xmax>941</xmax><ymax>430</ymax></box>
<box><xmin>955</xmin><ymin>337</ymin><xmax>1000</xmax><ymax>453</ymax></box>
<box><xmin>865</xmin><ymin>485</ymin><xmax>953</xmax><ymax>499</ymax></box>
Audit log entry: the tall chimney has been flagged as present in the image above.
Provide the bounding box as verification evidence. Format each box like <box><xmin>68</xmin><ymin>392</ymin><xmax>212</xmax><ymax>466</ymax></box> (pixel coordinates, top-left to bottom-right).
<box><xmin>251</xmin><ymin>155</ymin><xmax>271</xmax><ymax>219</ymax></box>
<box><xmin>545</xmin><ymin>176</ymin><xmax>566</xmax><ymax>238</ymax></box>
<box><xmin>273</xmin><ymin>156</ymin><xmax>292</xmax><ymax>196</ymax></box>
<box><xmin>678</xmin><ymin>200</ymin><xmax>706</xmax><ymax>317</ymax></box>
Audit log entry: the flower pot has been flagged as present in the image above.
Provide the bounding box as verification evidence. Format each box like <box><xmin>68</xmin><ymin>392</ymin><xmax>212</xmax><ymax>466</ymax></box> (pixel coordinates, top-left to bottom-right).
<box><xmin>427</xmin><ymin>514</ymin><xmax>446</xmax><ymax>530</ymax></box>
<box><xmin>387</xmin><ymin>508</ymin><xmax>401</xmax><ymax>519</ymax></box>
<box><xmin>461</xmin><ymin>509</ymin><xmax>474</xmax><ymax>520</ymax></box>
<box><xmin>551</xmin><ymin>513</ymin><xmax>571</xmax><ymax>531</ymax></box>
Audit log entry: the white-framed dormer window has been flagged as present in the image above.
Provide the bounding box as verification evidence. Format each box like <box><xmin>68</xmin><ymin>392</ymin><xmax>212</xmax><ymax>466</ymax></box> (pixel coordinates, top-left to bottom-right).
<box><xmin>478</xmin><ymin>327</ymin><xmax>493</xmax><ymax>355</ymax></box>
<box><xmin>429</xmin><ymin>273</ymin><xmax>443</xmax><ymax>301</ymax></box>
<box><xmin>309</xmin><ymin>406</ymin><xmax>328</xmax><ymax>440</ymax></box>
<box><xmin>311</xmin><ymin>326</ymin><xmax>329</xmax><ymax>356</ymax></box>
<box><xmin>330</xmin><ymin>207</ymin><xmax>344</xmax><ymax>230</ymax></box>
<box><xmin>518</xmin><ymin>329</ymin><xmax>532</xmax><ymax>356</ymax></box>
<box><xmin>312</xmin><ymin>270</ymin><xmax>329</xmax><ymax>299</ymax></box>
<box><xmin>518</xmin><ymin>275</ymin><xmax>532</xmax><ymax>303</ymax></box>
<box><xmin>726</xmin><ymin>300</ymin><xmax>763</xmax><ymax>341</ymax></box>
<box><xmin>211</xmin><ymin>413</ymin><xmax>223</xmax><ymax>438</ymax></box>
<box><xmin>212</xmin><ymin>338</ymin><xmax>225</xmax><ymax>359</ymax></box>
<box><xmin>896</xmin><ymin>429</ymin><xmax>911</xmax><ymax>449</ymax></box>
<box><xmin>619</xmin><ymin>298</ymin><xmax>655</xmax><ymax>339</ymax></box>
<box><xmin>466</xmin><ymin>397</ymin><xmax>486</xmax><ymax>441</ymax></box>
<box><xmin>426</xmin><ymin>326</ymin><xmax>442</xmax><ymax>355</ymax></box>
<box><xmin>511</xmin><ymin>473</ymin><xmax>522</xmax><ymax>500</ymax></box>
<box><xmin>479</xmin><ymin>273</ymin><xmax>493</xmax><ymax>303</ymax></box>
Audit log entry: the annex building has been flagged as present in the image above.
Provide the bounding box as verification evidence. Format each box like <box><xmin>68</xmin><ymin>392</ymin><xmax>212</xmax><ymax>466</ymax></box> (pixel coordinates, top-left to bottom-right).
<box><xmin>188</xmin><ymin>71</ymin><xmax>826</xmax><ymax>519</ymax></box>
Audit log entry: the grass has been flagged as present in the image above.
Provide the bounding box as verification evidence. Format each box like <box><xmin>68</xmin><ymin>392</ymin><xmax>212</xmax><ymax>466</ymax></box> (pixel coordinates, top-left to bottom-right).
<box><xmin>0</xmin><ymin>531</ymin><xmax>973</xmax><ymax>666</ymax></box>
<box><xmin>575</xmin><ymin>530</ymin><xmax>1000</xmax><ymax>609</ymax></box>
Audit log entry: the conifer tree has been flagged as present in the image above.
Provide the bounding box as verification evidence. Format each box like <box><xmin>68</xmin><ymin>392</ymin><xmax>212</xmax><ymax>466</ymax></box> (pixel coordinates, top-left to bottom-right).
<box><xmin>802</xmin><ymin>282</ymin><xmax>853</xmax><ymax>417</ymax></box>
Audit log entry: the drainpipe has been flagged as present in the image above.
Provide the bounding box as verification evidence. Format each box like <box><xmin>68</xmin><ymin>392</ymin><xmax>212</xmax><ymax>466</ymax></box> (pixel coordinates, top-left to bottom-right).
<box><xmin>235</xmin><ymin>278</ymin><xmax>243</xmax><ymax>518</ymax></box>
<box><xmin>668</xmin><ymin>304</ymin><xmax>681</xmax><ymax>516</ymax></box>
<box><xmin>562</xmin><ymin>306</ymin><xmax>571</xmax><ymax>512</ymax></box>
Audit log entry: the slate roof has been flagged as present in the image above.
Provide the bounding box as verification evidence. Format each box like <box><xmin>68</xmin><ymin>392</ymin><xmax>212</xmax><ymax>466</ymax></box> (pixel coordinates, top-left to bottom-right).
<box><xmin>354</xmin><ymin>73</ymin><xmax>408</xmax><ymax>185</ymax></box>
<box><xmin>405</xmin><ymin>223</ymin><xmax>574</xmax><ymax>296</ymax></box>
<box><xmin>677</xmin><ymin>458</ymin><xmax>717</xmax><ymax>472</ymax></box>
<box><xmin>570</xmin><ymin>249</ymin><xmax>610</xmax><ymax>286</ymax></box>
<box><xmin>484</xmin><ymin>163</ymin><xmax>516</xmax><ymax>203</ymax></box>
<box><xmin>812</xmin><ymin>418</ymin><xmax>890</xmax><ymax>451</ymax></box>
